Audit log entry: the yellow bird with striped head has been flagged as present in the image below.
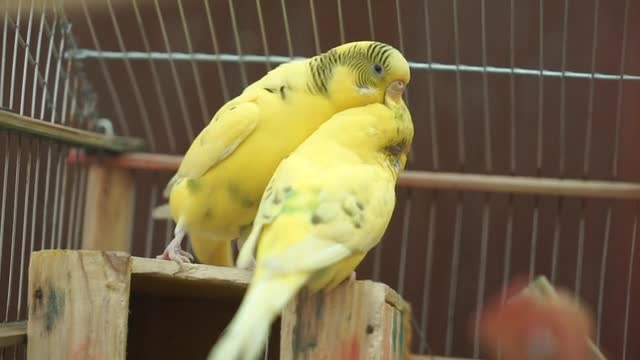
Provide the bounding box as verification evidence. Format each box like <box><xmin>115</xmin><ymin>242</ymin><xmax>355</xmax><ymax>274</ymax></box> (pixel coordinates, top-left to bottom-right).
<box><xmin>153</xmin><ymin>41</ymin><xmax>410</xmax><ymax>267</ymax></box>
<box><xmin>208</xmin><ymin>79</ymin><xmax>414</xmax><ymax>360</ymax></box>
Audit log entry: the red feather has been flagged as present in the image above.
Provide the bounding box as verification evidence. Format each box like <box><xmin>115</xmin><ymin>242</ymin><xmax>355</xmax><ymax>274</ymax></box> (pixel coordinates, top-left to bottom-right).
<box><xmin>474</xmin><ymin>278</ymin><xmax>594</xmax><ymax>360</ymax></box>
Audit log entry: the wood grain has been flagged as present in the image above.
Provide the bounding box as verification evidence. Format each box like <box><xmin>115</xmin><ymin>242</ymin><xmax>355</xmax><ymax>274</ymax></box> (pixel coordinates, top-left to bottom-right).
<box><xmin>81</xmin><ymin>164</ymin><xmax>135</xmax><ymax>252</ymax></box>
<box><xmin>280</xmin><ymin>280</ymin><xmax>412</xmax><ymax>360</ymax></box>
<box><xmin>130</xmin><ymin>256</ymin><xmax>251</xmax><ymax>300</ymax></box>
<box><xmin>27</xmin><ymin>250</ymin><xmax>131</xmax><ymax>360</ymax></box>
<box><xmin>0</xmin><ymin>110</ymin><xmax>144</xmax><ymax>152</ymax></box>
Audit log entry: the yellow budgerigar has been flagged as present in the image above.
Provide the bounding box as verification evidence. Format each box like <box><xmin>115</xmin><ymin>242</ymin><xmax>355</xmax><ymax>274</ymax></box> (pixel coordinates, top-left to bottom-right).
<box><xmin>207</xmin><ymin>80</ymin><xmax>414</xmax><ymax>360</ymax></box>
<box><xmin>153</xmin><ymin>41</ymin><xmax>410</xmax><ymax>267</ymax></box>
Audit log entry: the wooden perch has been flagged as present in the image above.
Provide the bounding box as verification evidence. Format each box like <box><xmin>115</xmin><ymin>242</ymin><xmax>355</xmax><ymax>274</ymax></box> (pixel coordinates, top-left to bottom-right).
<box><xmin>67</xmin><ymin>149</ymin><xmax>180</xmax><ymax>172</ymax></box>
<box><xmin>399</xmin><ymin>171</ymin><xmax>640</xmax><ymax>200</ymax></box>
<box><xmin>66</xmin><ymin>150</ymin><xmax>640</xmax><ymax>200</ymax></box>
<box><xmin>5</xmin><ymin>0</ymin><xmax>145</xmax><ymax>15</ymax></box>
<box><xmin>0</xmin><ymin>110</ymin><xmax>144</xmax><ymax>152</ymax></box>
<box><xmin>411</xmin><ymin>357</ymin><xmax>475</xmax><ymax>360</ymax></box>
<box><xmin>0</xmin><ymin>321</ymin><xmax>27</xmax><ymax>348</ymax></box>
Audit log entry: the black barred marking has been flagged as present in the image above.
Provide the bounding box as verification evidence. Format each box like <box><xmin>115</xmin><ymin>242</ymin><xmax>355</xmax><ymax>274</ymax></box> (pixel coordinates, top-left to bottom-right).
<box><xmin>307</xmin><ymin>42</ymin><xmax>397</xmax><ymax>96</ymax></box>
<box><xmin>386</xmin><ymin>141</ymin><xmax>409</xmax><ymax>157</ymax></box>
<box><xmin>264</xmin><ymin>88</ymin><xmax>276</xmax><ymax>93</ymax></box>
<box><xmin>311</xmin><ymin>214</ymin><xmax>323</xmax><ymax>224</ymax></box>
<box><xmin>280</xmin><ymin>86</ymin><xmax>286</xmax><ymax>100</ymax></box>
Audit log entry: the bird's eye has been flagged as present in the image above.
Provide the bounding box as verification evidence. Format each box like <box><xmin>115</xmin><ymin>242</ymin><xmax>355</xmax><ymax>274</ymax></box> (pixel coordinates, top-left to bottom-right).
<box><xmin>372</xmin><ymin>63</ymin><xmax>384</xmax><ymax>75</ymax></box>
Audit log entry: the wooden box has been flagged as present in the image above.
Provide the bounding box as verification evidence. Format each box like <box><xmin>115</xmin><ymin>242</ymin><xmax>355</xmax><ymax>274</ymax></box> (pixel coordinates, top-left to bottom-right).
<box><xmin>26</xmin><ymin>250</ymin><xmax>413</xmax><ymax>360</ymax></box>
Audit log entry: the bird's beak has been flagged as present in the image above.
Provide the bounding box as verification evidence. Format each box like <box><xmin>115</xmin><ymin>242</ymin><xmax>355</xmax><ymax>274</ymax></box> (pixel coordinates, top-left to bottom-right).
<box><xmin>384</xmin><ymin>80</ymin><xmax>405</xmax><ymax>103</ymax></box>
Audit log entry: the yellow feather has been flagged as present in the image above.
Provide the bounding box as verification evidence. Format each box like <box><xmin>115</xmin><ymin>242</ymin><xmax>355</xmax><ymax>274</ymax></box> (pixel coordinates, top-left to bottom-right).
<box><xmin>190</xmin><ymin>236</ymin><xmax>233</xmax><ymax>266</ymax></box>
<box><xmin>208</xmin><ymin>81</ymin><xmax>414</xmax><ymax>360</ymax></box>
<box><xmin>158</xmin><ymin>41</ymin><xmax>410</xmax><ymax>267</ymax></box>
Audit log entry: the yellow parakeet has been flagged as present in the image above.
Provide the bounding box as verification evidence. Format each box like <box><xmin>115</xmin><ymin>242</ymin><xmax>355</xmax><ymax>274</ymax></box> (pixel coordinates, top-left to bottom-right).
<box><xmin>153</xmin><ymin>41</ymin><xmax>410</xmax><ymax>267</ymax></box>
<box><xmin>207</xmin><ymin>80</ymin><xmax>414</xmax><ymax>360</ymax></box>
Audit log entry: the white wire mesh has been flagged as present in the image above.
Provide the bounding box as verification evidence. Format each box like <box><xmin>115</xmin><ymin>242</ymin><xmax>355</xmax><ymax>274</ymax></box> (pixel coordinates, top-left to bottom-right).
<box><xmin>2</xmin><ymin>0</ymin><xmax>640</xmax><ymax>359</ymax></box>
<box><xmin>0</xmin><ymin>2</ymin><xmax>94</xmax><ymax>359</ymax></box>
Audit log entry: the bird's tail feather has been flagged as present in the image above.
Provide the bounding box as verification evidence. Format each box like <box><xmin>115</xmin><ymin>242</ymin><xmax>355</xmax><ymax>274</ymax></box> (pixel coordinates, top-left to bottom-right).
<box><xmin>208</xmin><ymin>273</ymin><xmax>307</xmax><ymax>360</ymax></box>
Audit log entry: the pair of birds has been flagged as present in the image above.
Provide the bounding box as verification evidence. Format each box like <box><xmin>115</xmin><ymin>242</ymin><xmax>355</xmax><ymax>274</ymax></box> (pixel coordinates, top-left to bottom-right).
<box><xmin>152</xmin><ymin>41</ymin><xmax>414</xmax><ymax>360</ymax></box>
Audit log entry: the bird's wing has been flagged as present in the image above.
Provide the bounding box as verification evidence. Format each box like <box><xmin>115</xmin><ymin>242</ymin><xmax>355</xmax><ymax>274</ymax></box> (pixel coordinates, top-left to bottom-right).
<box><xmin>242</xmin><ymin>162</ymin><xmax>395</xmax><ymax>274</ymax></box>
<box><xmin>235</xmin><ymin>156</ymin><xmax>299</xmax><ymax>268</ymax></box>
<box><xmin>162</xmin><ymin>99</ymin><xmax>260</xmax><ymax>197</ymax></box>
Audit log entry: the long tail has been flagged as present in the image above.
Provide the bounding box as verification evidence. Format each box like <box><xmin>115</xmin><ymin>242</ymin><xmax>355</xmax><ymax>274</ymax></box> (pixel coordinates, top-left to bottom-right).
<box><xmin>208</xmin><ymin>273</ymin><xmax>307</xmax><ymax>360</ymax></box>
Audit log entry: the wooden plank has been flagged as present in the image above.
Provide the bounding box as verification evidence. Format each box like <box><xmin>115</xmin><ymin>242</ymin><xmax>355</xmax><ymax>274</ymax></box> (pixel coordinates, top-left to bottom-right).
<box><xmin>24</xmin><ymin>250</ymin><xmax>269</xmax><ymax>360</ymax></box>
<box><xmin>67</xmin><ymin>149</ymin><xmax>181</xmax><ymax>172</ymax></box>
<box><xmin>0</xmin><ymin>110</ymin><xmax>144</xmax><ymax>152</ymax></box>
<box><xmin>81</xmin><ymin>164</ymin><xmax>135</xmax><ymax>252</ymax></box>
<box><xmin>129</xmin><ymin>256</ymin><xmax>251</xmax><ymax>300</ymax></box>
<box><xmin>130</xmin><ymin>256</ymin><xmax>251</xmax><ymax>285</ymax></box>
<box><xmin>280</xmin><ymin>280</ymin><xmax>412</xmax><ymax>360</ymax></box>
<box><xmin>27</xmin><ymin>250</ymin><xmax>131</xmax><ymax>360</ymax></box>
<box><xmin>26</xmin><ymin>250</ymin><xmax>416</xmax><ymax>359</ymax></box>
<box><xmin>398</xmin><ymin>171</ymin><xmax>640</xmax><ymax>199</ymax></box>
<box><xmin>0</xmin><ymin>321</ymin><xmax>27</xmax><ymax>348</ymax></box>
<box><xmin>66</xmin><ymin>151</ymin><xmax>640</xmax><ymax>200</ymax></box>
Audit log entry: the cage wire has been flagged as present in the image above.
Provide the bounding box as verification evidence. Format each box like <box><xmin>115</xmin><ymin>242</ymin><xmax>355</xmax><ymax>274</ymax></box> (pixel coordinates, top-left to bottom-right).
<box><xmin>0</xmin><ymin>1</ymin><xmax>99</xmax><ymax>359</ymax></box>
<box><xmin>2</xmin><ymin>0</ymin><xmax>640</xmax><ymax>359</ymax></box>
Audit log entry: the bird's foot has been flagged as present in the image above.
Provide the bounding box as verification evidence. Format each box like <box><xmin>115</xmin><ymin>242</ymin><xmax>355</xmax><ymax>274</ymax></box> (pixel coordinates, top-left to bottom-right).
<box><xmin>156</xmin><ymin>238</ymin><xmax>194</xmax><ymax>265</ymax></box>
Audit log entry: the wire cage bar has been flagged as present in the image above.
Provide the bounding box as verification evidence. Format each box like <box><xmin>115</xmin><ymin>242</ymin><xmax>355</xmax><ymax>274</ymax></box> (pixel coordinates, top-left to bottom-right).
<box><xmin>2</xmin><ymin>0</ymin><xmax>640</xmax><ymax>359</ymax></box>
<box><xmin>0</xmin><ymin>1</ymin><xmax>148</xmax><ymax>357</ymax></box>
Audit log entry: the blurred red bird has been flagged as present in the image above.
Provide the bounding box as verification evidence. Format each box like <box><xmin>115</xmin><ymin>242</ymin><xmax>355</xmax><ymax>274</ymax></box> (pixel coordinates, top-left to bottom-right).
<box><xmin>474</xmin><ymin>277</ymin><xmax>596</xmax><ymax>360</ymax></box>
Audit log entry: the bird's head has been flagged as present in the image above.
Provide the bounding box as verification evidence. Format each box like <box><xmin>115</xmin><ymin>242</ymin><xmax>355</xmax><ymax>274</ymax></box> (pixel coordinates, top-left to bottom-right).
<box><xmin>308</xmin><ymin>41</ymin><xmax>410</xmax><ymax>110</ymax></box>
